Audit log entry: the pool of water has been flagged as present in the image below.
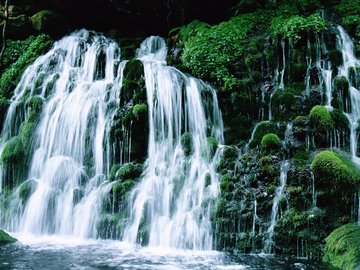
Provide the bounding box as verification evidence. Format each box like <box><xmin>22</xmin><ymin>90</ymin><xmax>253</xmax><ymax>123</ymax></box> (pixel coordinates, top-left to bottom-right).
<box><xmin>0</xmin><ymin>234</ymin><xmax>330</xmax><ymax>270</ymax></box>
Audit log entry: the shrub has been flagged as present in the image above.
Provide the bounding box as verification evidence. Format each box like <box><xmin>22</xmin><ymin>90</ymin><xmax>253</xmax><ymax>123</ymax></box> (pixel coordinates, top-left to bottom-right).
<box><xmin>323</xmin><ymin>223</ymin><xmax>360</xmax><ymax>270</ymax></box>
<box><xmin>182</xmin><ymin>11</ymin><xmax>271</xmax><ymax>89</ymax></box>
<box><xmin>260</xmin><ymin>133</ymin><xmax>281</xmax><ymax>151</ymax></box>
<box><xmin>309</xmin><ymin>105</ymin><xmax>334</xmax><ymax>131</ymax></box>
<box><xmin>270</xmin><ymin>13</ymin><xmax>327</xmax><ymax>44</ymax></box>
<box><xmin>0</xmin><ymin>34</ymin><xmax>52</xmax><ymax>100</ymax></box>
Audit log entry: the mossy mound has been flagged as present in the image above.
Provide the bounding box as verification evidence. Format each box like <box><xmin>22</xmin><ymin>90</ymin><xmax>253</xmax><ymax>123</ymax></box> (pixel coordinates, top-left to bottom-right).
<box><xmin>260</xmin><ymin>133</ymin><xmax>281</xmax><ymax>152</ymax></box>
<box><xmin>311</xmin><ymin>150</ymin><xmax>360</xmax><ymax>185</ymax></box>
<box><xmin>309</xmin><ymin>105</ymin><xmax>334</xmax><ymax>132</ymax></box>
<box><xmin>0</xmin><ymin>230</ymin><xmax>17</xmax><ymax>245</ymax></box>
<box><xmin>30</xmin><ymin>10</ymin><xmax>68</xmax><ymax>36</ymax></box>
<box><xmin>323</xmin><ymin>223</ymin><xmax>360</xmax><ymax>270</ymax></box>
<box><xmin>1</xmin><ymin>136</ymin><xmax>24</xmax><ymax>164</ymax></box>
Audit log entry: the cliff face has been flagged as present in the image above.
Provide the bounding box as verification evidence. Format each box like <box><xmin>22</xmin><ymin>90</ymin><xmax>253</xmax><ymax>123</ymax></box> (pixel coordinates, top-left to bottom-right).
<box><xmin>0</xmin><ymin>0</ymin><xmax>359</xmax><ymax>267</ymax></box>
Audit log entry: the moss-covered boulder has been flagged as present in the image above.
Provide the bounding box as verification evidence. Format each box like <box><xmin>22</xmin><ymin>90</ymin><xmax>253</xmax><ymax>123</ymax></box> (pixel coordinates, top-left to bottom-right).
<box><xmin>311</xmin><ymin>150</ymin><xmax>359</xmax><ymax>186</ymax></box>
<box><xmin>1</xmin><ymin>136</ymin><xmax>24</xmax><ymax>164</ymax></box>
<box><xmin>309</xmin><ymin>105</ymin><xmax>334</xmax><ymax>132</ymax></box>
<box><xmin>181</xmin><ymin>132</ymin><xmax>193</xmax><ymax>156</ymax></box>
<box><xmin>30</xmin><ymin>10</ymin><xmax>68</xmax><ymax>37</ymax></box>
<box><xmin>260</xmin><ymin>133</ymin><xmax>281</xmax><ymax>152</ymax></box>
<box><xmin>323</xmin><ymin>223</ymin><xmax>360</xmax><ymax>270</ymax></box>
<box><xmin>0</xmin><ymin>230</ymin><xmax>17</xmax><ymax>245</ymax></box>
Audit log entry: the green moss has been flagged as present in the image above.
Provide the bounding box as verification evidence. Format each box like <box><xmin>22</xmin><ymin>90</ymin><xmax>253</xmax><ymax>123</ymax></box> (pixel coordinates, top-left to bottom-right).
<box><xmin>258</xmin><ymin>155</ymin><xmax>279</xmax><ymax>178</ymax></box>
<box><xmin>132</xmin><ymin>103</ymin><xmax>147</xmax><ymax>120</ymax></box>
<box><xmin>331</xmin><ymin>109</ymin><xmax>349</xmax><ymax>130</ymax></box>
<box><xmin>19</xmin><ymin>121</ymin><xmax>36</xmax><ymax>151</ymax></box>
<box><xmin>309</xmin><ymin>105</ymin><xmax>334</xmax><ymax>131</ymax></box>
<box><xmin>249</xmin><ymin>121</ymin><xmax>282</xmax><ymax>148</ymax></box>
<box><xmin>311</xmin><ymin>150</ymin><xmax>360</xmax><ymax>186</ymax></box>
<box><xmin>116</xmin><ymin>163</ymin><xmax>143</xmax><ymax>182</ymax></box>
<box><xmin>329</xmin><ymin>49</ymin><xmax>343</xmax><ymax>68</ymax></box>
<box><xmin>109</xmin><ymin>164</ymin><xmax>121</xmax><ymax>181</ymax></box>
<box><xmin>18</xmin><ymin>179</ymin><xmax>37</xmax><ymax>203</ymax></box>
<box><xmin>120</xmin><ymin>59</ymin><xmax>145</xmax><ymax>105</ymax></box>
<box><xmin>0</xmin><ymin>34</ymin><xmax>53</xmax><ymax>100</ymax></box>
<box><xmin>1</xmin><ymin>136</ymin><xmax>24</xmax><ymax>163</ymax></box>
<box><xmin>181</xmin><ymin>132</ymin><xmax>193</xmax><ymax>156</ymax></box>
<box><xmin>206</xmin><ymin>136</ymin><xmax>218</xmax><ymax>158</ymax></box>
<box><xmin>260</xmin><ymin>133</ymin><xmax>281</xmax><ymax>151</ymax></box>
<box><xmin>0</xmin><ymin>230</ymin><xmax>17</xmax><ymax>245</ymax></box>
<box><xmin>323</xmin><ymin>223</ymin><xmax>360</xmax><ymax>270</ymax></box>
<box><xmin>271</xmin><ymin>89</ymin><xmax>297</xmax><ymax>121</ymax></box>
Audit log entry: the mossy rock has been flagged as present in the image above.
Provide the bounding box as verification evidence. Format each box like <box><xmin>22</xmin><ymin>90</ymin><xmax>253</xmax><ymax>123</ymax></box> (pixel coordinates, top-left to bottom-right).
<box><xmin>271</xmin><ymin>89</ymin><xmax>297</xmax><ymax>121</ymax></box>
<box><xmin>260</xmin><ymin>133</ymin><xmax>281</xmax><ymax>152</ymax></box>
<box><xmin>329</xmin><ymin>49</ymin><xmax>343</xmax><ymax>68</ymax></box>
<box><xmin>18</xmin><ymin>179</ymin><xmax>37</xmax><ymax>203</ymax></box>
<box><xmin>331</xmin><ymin>109</ymin><xmax>349</xmax><ymax>131</ymax></box>
<box><xmin>323</xmin><ymin>223</ymin><xmax>360</xmax><ymax>270</ymax></box>
<box><xmin>181</xmin><ymin>132</ymin><xmax>193</xmax><ymax>156</ymax></box>
<box><xmin>309</xmin><ymin>105</ymin><xmax>334</xmax><ymax>132</ymax></box>
<box><xmin>0</xmin><ymin>230</ymin><xmax>17</xmax><ymax>245</ymax></box>
<box><xmin>1</xmin><ymin>136</ymin><xmax>24</xmax><ymax>164</ymax></box>
<box><xmin>334</xmin><ymin>76</ymin><xmax>351</xmax><ymax>112</ymax></box>
<box><xmin>249</xmin><ymin>121</ymin><xmax>283</xmax><ymax>148</ymax></box>
<box><xmin>206</xmin><ymin>136</ymin><xmax>218</xmax><ymax>159</ymax></box>
<box><xmin>111</xmin><ymin>163</ymin><xmax>143</xmax><ymax>183</ymax></box>
<box><xmin>30</xmin><ymin>10</ymin><xmax>68</xmax><ymax>36</ymax></box>
<box><xmin>311</xmin><ymin>150</ymin><xmax>360</xmax><ymax>185</ymax></box>
<box><xmin>258</xmin><ymin>155</ymin><xmax>280</xmax><ymax>179</ymax></box>
<box><xmin>120</xmin><ymin>59</ymin><xmax>145</xmax><ymax>106</ymax></box>
<box><xmin>132</xmin><ymin>103</ymin><xmax>147</xmax><ymax>120</ymax></box>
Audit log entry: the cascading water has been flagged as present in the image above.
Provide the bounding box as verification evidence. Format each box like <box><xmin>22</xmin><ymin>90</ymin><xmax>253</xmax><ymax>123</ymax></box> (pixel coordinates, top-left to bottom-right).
<box><xmin>0</xmin><ymin>30</ymin><xmax>125</xmax><ymax>237</ymax></box>
<box><xmin>123</xmin><ymin>36</ymin><xmax>224</xmax><ymax>250</ymax></box>
<box><xmin>263</xmin><ymin>160</ymin><xmax>289</xmax><ymax>254</ymax></box>
<box><xmin>337</xmin><ymin>26</ymin><xmax>360</xmax><ymax>165</ymax></box>
<box><xmin>0</xmin><ymin>32</ymin><xmax>224</xmax><ymax>249</ymax></box>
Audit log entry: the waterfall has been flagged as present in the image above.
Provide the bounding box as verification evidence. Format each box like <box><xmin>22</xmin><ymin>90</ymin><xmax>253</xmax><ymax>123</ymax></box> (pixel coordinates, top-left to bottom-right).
<box><xmin>263</xmin><ymin>160</ymin><xmax>289</xmax><ymax>253</ymax></box>
<box><xmin>0</xmin><ymin>30</ymin><xmax>125</xmax><ymax>236</ymax></box>
<box><xmin>279</xmin><ymin>40</ymin><xmax>286</xmax><ymax>90</ymax></box>
<box><xmin>0</xmin><ymin>32</ymin><xmax>225</xmax><ymax>248</ymax></box>
<box><xmin>122</xmin><ymin>36</ymin><xmax>224</xmax><ymax>250</ymax></box>
<box><xmin>337</xmin><ymin>26</ymin><xmax>360</xmax><ymax>165</ymax></box>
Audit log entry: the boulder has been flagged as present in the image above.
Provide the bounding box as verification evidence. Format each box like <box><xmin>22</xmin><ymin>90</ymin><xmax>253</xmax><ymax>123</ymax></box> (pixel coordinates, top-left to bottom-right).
<box><xmin>0</xmin><ymin>229</ymin><xmax>17</xmax><ymax>245</ymax></box>
<box><xmin>30</xmin><ymin>10</ymin><xmax>68</xmax><ymax>37</ymax></box>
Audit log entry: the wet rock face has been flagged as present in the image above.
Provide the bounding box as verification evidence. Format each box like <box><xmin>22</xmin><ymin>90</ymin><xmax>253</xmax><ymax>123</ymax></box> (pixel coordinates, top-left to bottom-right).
<box><xmin>7</xmin><ymin>0</ymin><xmax>235</xmax><ymax>35</ymax></box>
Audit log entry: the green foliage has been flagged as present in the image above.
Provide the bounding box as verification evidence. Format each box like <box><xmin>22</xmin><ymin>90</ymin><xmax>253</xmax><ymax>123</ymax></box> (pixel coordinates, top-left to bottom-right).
<box><xmin>323</xmin><ymin>223</ymin><xmax>360</xmax><ymax>270</ymax></box>
<box><xmin>311</xmin><ymin>150</ymin><xmax>360</xmax><ymax>186</ymax></box>
<box><xmin>1</xmin><ymin>136</ymin><xmax>24</xmax><ymax>164</ymax></box>
<box><xmin>270</xmin><ymin>13</ymin><xmax>327</xmax><ymax>44</ymax></box>
<box><xmin>181</xmin><ymin>132</ymin><xmax>193</xmax><ymax>156</ymax></box>
<box><xmin>170</xmin><ymin>20</ymin><xmax>210</xmax><ymax>44</ymax></box>
<box><xmin>260</xmin><ymin>133</ymin><xmax>281</xmax><ymax>151</ymax></box>
<box><xmin>309</xmin><ymin>105</ymin><xmax>334</xmax><ymax>131</ymax></box>
<box><xmin>335</xmin><ymin>0</ymin><xmax>360</xmax><ymax>38</ymax></box>
<box><xmin>132</xmin><ymin>103</ymin><xmax>147</xmax><ymax>120</ymax></box>
<box><xmin>182</xmin><ymin>11</ymin><xmax>271</xmax><ymax>89</ymax></box>
<box><xmin>0</xmin><ymin>34</ymin><xmax>52</xmax><ymax>100</ymax></box>
<box><xmin>0</xmin><ymin>230</ymin><xmax>17</xmax><ymax>245</ymax></box>
<box><xmin>0</xmin><ymin>37</ymin><xmax>38</xmax><ymax>72</ymax></box>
